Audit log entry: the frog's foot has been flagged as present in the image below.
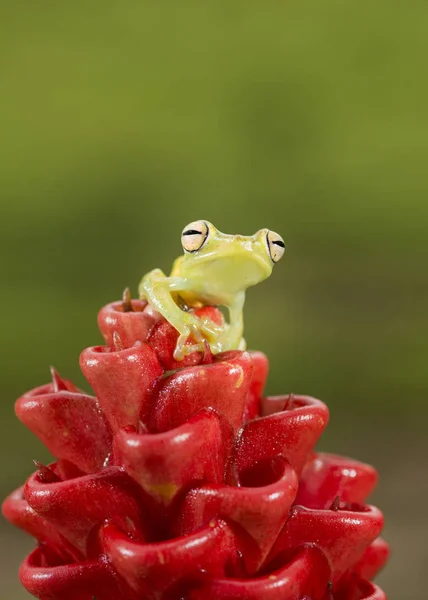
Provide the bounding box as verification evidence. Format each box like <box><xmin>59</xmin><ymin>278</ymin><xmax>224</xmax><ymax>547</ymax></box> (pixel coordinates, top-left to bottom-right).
<box><xmin>173</xmin><ymin>313</ymin><xmax>228</xmax><ymax>360</ymax></box>
<box><xmin>199</xmin><ymin>316</ymin><xmax>225</xmax><ymax>338</ymax></box>
<box><xmin>173</xmin><ymin>326</ymin><xmax>245</xmax><ymax>360</ymax></box>
<box><xmin>174</xmin><ymin>331</ymin><xmax>209</xmax><ymax>361</ymax></box>
<box><xmin>174</xmin><ymin>339</ymin><xmax>206</xmax><ymax>360</ymax></box>
<box><xmin>173</xmin><ymin>313</ymin><xmax>205</xmax><ymax>361</ymax></box>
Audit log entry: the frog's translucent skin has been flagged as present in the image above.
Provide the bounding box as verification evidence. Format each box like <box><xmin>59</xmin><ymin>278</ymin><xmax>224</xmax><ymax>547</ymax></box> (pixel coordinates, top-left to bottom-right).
<box><xmin>139</xmin><ymin>220</ymin><xmax>285</xmax><ymax>360</ymax></box>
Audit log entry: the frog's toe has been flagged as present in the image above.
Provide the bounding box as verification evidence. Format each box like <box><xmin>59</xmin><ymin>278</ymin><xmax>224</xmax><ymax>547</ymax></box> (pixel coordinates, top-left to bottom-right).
<box><xmin>200</xmin><ymin>317</ymin><xmax>225</xmax><ymax>337</ymax></box>
<box><xmin>186</xmin><ymin>322</ymin><xmax>204</xmax><ymax>343</ymax></box>
<box><xmin>173</xmin><ymin>334</ymin><xmax>188</xmax><ymax>361</ymax></box>
<box><xmin>173</xmin><ymin>338</ymin><xmax>206</xmax><ymax>361</ymax></box>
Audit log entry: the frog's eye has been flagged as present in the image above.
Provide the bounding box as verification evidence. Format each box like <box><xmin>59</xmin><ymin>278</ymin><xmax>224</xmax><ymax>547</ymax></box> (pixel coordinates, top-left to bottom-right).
<box><xmin>181</xmin><ymin>220</ymin><xmax>209</xmax><ymax>253</ymax></box>
<box><xmin>266</xmin><ymin>230</ymin><xmax>285</xmax><ymax>263</ymax></box>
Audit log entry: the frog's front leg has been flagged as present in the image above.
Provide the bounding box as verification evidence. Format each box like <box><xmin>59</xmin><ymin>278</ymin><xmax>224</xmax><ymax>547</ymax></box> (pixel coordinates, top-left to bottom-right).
<box><xmin>223</xmin><ymin>291</ymin><xmax>246</xmax><ymax>351</ymax></box>
<box><xmin>139</xmin><ymin>269</ymin><xmax>219</xmax><ymax>360</ymax></box>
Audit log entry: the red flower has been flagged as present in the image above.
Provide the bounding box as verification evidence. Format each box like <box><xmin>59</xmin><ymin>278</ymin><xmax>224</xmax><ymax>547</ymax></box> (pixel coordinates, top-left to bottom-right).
<box><xmin>2</xmin><ymin>297</ymin><xmax>389</xmax><ymax>599</ymax></box>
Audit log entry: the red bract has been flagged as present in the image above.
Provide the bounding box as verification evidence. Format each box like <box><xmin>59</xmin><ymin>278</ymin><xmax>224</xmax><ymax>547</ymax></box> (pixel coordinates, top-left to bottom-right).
<box><xmin>2</xmin><ymin>298</ymin><xmax>389</xmax><ymax>599</ymax></box>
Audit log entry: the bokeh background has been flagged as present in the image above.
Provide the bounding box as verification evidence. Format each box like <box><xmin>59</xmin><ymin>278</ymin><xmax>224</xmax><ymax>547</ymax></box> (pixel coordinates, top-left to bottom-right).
<box><xmin>1</xmin><ymin>2</ymin><xmax>427</xmax><ymax>598</ymax></box>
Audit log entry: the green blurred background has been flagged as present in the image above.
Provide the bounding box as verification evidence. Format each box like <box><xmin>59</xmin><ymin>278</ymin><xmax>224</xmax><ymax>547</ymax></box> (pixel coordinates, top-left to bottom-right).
<box><xmin>1</xmin><ymin>2</ymin><xmax>427</xmax><ymax>598</ymax></box>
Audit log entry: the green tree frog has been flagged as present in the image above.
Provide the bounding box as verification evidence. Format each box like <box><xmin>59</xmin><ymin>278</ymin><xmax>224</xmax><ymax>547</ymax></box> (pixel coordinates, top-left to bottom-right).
<box><xmin>139</xmin><ymin>220</ymin><xmax>285</xmax><ymax>360</ymax></box>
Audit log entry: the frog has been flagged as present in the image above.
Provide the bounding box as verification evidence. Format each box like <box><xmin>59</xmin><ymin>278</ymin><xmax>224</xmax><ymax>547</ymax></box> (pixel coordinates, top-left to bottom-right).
<box><xmin>138</xmin><ymin>220</ymin><xmax>285</xmax><ymax>360</ymax></box>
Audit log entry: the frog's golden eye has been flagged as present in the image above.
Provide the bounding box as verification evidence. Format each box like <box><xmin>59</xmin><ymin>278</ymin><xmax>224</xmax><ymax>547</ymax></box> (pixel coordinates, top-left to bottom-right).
<box><xmin>266</xmin><ymin>230</ymin><xmax>285</xmax><ymax>263</ymax></box>
<box><xmin>181</xmin><ymin>220</ymin><xmax>209</xmax><ymax>253</ymax></box>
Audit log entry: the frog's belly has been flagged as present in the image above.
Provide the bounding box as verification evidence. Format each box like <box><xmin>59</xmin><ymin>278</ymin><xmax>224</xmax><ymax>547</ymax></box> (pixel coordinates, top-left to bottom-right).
<box><xmin>179</xmin><ymin>289</ymin><xmax>227</xmax><ymax>308</ymax></box>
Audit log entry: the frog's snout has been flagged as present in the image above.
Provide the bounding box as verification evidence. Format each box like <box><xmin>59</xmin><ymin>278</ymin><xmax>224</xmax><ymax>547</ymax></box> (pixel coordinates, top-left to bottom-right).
<box><xmin>231</xmin><ymin>235</ymin><xmax>253</xmax><ymax>252</ymax></box>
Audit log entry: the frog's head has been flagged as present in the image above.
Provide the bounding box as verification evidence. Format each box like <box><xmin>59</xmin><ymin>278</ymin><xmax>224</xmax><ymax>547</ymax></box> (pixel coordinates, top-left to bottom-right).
<box><xmin>179</xmin><ymin>220</ymin><xmax>285</xmax><ymax>295</ymax></box>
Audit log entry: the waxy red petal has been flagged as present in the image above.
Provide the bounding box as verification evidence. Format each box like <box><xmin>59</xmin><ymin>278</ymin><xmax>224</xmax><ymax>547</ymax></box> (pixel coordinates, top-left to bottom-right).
<box><xmin>174</xmin><ymin>457</ymin><xmax>298</xmax><ymax>572</ymax></box>
<box><xmin>295</xmin><ymin>453</ymin><xmax>378</xmax><ymax>509</ymax></box>
<box><xmin>20</xmin><ymin>548</ymin><xmax>136</xmax><ymax>600</ymax></box>
<box><xmin>24</xmin><ymin>466</ymin><xmax>148</xmax><ymax>555</ymax></box>
<box><xmin>351</xmin><ymin>537</ymin><xmax>390</xmax><ymax>580</ymax></box>
<box><xmin>98</xmin><ymin>298</ymin><xmax>160</xmax><ymax>348</ymax></box>
<box><xmin>336</xmin><ymin>578</ymin><xmax>387</xmax><ymax>600</ymax></box>
<box><xmin>269</xmin><ymin>504</ymin><xmax>384</xmax><ymax>582</ymax></box>
<box><xmin>336</xmin><ymin>536</ymin><xmax>390</xmax><ymax>597</ymax></box>
<box><xmin>183</xmin><ymin>545</ymin><xmax>331</xmax><ymax>600</ymax></box>
<box><xmin>101</xmin><ymin>518</ymin><xmax>238</xmax><ymax>597</ymax></box>
<box><xmin>236</xmin><ymin>395</ymin><xmax>329</xmax><ymax>477</ymax></box>
<box><xmin>242</xmin><ymin>351</ymin><xmax>269</xmax><ymax>422</ymax></box>
<box><xmin>80</xmin><ymin>341</ymin><xmax>163</xmax><ymax>432</ymax></box>
<box><xmin>2</xmin><ymin>487</ymin><xmax>80</xmax><ymax>562</ymax></box>
<box><xmin>148</xmin><ymin>351</ymin><xmax>253</xmax><ymax>432</ymax></box>
<box><xmin>16</xmin><ymin>389</ymin><xmax>111</xmax><ymax>474</ymax></box>
<box><xmin>113</xmin><ymin>409</ymin><xmax>233</xmax><ymax>505</ymax></box>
